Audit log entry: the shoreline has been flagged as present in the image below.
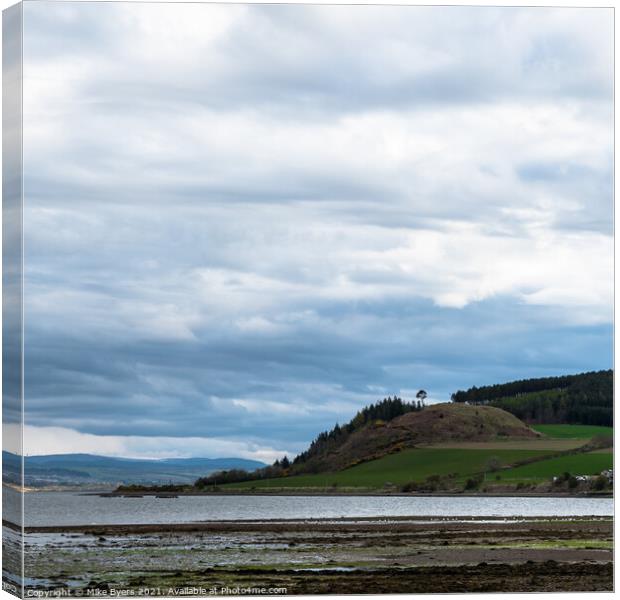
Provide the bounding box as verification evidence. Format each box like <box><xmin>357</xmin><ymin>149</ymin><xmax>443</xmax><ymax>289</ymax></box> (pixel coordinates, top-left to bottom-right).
<box><xmin>6</xmin><ymin>486</ymin><xmax>612</xmax><ymax>498</ymax></box>
<box><xmin>95</xmin><ymin>489</ymin><xmax>613</xmax><ymax>498</ymax></box>
<box><xmin>4</xmin><ymin>514</ymin><xmax>613</xmax><ymax>534</ymax></box>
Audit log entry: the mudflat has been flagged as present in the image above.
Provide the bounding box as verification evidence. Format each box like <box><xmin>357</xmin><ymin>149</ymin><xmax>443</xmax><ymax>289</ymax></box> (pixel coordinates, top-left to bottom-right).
<box><xmin>8</xmin><ymin>516</ymin><xmax>612</xmax><ymax>595</ymax></box>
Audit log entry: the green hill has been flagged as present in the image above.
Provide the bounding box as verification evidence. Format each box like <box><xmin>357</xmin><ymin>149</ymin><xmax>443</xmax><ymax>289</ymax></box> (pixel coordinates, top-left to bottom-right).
<box><xmin>119</xmin><ymin>381</ymin><xmax>612</xmax><ymax>495</ymax></box>
<box><xmin>293</xmin><ymin>402</ymin><xmax>539</xmax><ymax>474</ymax></box>
<box><xmin>212</xmin><ymin>402</ymin><xmax>611</xmax><ymax>493</ymax></box>
<box><xmin>497</xmin><ymin>452</ymin><xmax>612</xmax><ymax>484</ymax></box>
<box><xmin>223</xmin><ymin>447</ymin><xmax>553</xmax><ymax>490</ymax></box>
<box><xmin>225</xmin><ymin>446</ymin><xmax>612</xmax><ymax>491</ymax></box>
<box><xmin>531</xmin><ymin>424</ymin><xmax>613</xmax><ymax>439</ymax></box>
<box><xmin>192</xmin><ymin>403</ymin><xmax>544</xmax><ymax>492</ymax></box>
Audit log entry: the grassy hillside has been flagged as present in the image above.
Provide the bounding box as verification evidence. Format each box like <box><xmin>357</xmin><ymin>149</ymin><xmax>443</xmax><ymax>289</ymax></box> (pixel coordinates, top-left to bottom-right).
<box><xmin>291</xmin><ymin>395</ymin><xmax>424</xmax><ymax>473</ymax></box>
<box><xmin>497</xmin><ymin>452</ymin><xmax>612</xmax><ymax>483</ymax></box>
<box><xmin>120</xmin><ymin>381</ymin><xmax>613</xmax><ymax>495</ymax></box>
<box><xmin>289</xmin><ymin>402</ymin><xmax>539</xmax><ymax>475</ymax></box>
<box><xmin>220</xmin><ymin>416</ymin><xmax>612</xmax><ymax>492</ymax></box>
<box><xmin>119</xmin><ymin>401</ymin><xmax>551</xmax><ymax>494</ymax></box>
<box><xmin>223</xmin><ymin>447</ymin><xmax>551</xmax><ymax>490</ymax></box>
<box><xmin>531</xmin><ymin>424</ymin><xmax>613</xmax><ymax>439</ymax></box>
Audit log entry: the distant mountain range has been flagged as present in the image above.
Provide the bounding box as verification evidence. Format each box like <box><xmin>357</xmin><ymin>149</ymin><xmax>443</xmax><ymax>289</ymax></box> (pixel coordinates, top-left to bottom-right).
<box><xmin>2</xmin><ymin>451</ymin><xmax>266</xmax><ymax>488</ymax></box>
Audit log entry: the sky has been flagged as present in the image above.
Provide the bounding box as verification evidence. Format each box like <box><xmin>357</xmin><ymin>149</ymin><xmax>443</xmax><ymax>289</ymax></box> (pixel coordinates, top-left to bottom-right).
<box><xmin>12</xmin><ymin>3</ymin><xmax>613</xmax><ymax>461</ymax></box>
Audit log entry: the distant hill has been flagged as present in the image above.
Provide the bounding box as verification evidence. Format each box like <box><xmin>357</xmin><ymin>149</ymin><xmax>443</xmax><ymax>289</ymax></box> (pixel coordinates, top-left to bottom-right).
<box><xmin>192</xmin><ymin>401</ymin><xmax>539</xmax><ymax>489</ymax></box>
<box><xmin>451</xmin><ymin>370</ymin><xmax>612</xmax><ymax>426</ymax></box>
<box><xmin>2</xmin><ymin>451</ymin><xmax>266</xmax><ymax>487</ymax></box>
<box><xmin>290</xmin><ymin>403</ymin><xmax>538</xmax><ymax>474</ymax></box>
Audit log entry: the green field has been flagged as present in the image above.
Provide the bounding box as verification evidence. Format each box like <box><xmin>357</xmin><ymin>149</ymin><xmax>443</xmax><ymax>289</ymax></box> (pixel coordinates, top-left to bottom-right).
<box><xmin>497</xmin><ymin>451</ymin><xmax>613</xmax><ymax>483</ymax></box>
<box><xmin>225</xmin><ymin>448</ymin><xmax>553</xmax><ymax>490</ymax></box>
<box><xmin>220</xmin><ymin>422</ymin><xmax>613</xmax><ymax>491</ymax></box>
<box><xmin>532</xmin><ymin>424</ymin><xmax>613</xmax><ymax>439</ymax></box>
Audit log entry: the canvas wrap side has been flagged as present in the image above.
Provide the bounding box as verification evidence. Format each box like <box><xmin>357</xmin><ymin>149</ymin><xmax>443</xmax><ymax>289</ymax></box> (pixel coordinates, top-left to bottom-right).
<box><xmin>2</xmin><ymin>2</ymin><xmax>24</xmax><ymax>597</ymax></box>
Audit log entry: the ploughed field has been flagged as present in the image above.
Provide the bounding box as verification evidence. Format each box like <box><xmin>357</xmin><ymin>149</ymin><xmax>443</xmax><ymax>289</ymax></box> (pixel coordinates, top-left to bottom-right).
<box><xmin>10</xmin><ymin>517</ymin><xmax>612</xmax><ymax>594</ymax></box>
<box><xmin>222</xmin><ymin>425</ymin><xmax>613</xmax><ymax>492</ymax></box>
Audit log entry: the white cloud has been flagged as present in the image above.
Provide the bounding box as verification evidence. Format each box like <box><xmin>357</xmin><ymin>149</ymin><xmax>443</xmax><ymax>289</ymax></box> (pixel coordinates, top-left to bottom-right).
<box><xmin>5</xmin><ymin>423</ymin><xmax>292</xmax><ymax>463</ymax></box>
<box><xmin>355</xmin><ymin>221</ymin><xmax>613</xmax><ymax>321</ymax></box>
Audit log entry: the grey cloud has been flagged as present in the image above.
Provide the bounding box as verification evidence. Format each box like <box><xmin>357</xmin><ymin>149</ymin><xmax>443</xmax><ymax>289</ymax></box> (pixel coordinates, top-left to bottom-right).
<box><xmin>17</xmin><ymin>2</ymin><xmax>613</xmax><ymax>456</ymax></box>
<box><xmin>516</xmin><ymin>161</ymin><xmax>613</xmax><ymax>234</ymax></box>
<box><xmin>23</xmin><ymin>294</ymin><xmax>612</xmax><ymax>449</ymax></box>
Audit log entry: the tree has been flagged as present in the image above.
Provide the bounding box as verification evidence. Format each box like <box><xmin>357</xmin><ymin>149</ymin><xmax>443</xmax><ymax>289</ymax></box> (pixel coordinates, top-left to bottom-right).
<box><xmin>416</xmin><ymin>390</ymin><xmax>428</xmax><ymax>402</ymax></box>
<box><xmin>451</xmin><ymin>391</ymin><xmax>468</xmax><ymax>403</ymax></box>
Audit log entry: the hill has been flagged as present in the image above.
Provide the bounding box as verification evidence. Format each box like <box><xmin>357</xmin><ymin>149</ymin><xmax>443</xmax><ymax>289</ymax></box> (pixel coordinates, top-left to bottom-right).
<box><xmin>451</xmin><ymin>370</ymin><xmax>612</xmax><ymax>426</ymax></box>
<box><xmin>111</xmin><ymin>388</ymin><xmax>612</xmax><ymax>494</ymax></box>
<box><xmin>294</xmin><ymin>402</ymin><xmax>539</xmax><ymax>473</ymax></box>
<box><xmin>219</xmin><ymin>416</ymin><xmax>611</xmax><ymax>493</ymax></box>
<box><xmin>292</xmin><ymin>395</ymin><xmax>425</xmax><ymax>469</ymax></box>
<box><xmin>188</xmin><ymin>402</ymin><xmax>541</xmax><ymax>491</ymax></box>
<box><xmin>2</xmin><ymin>452</ymin><xmax>266</xmax><ymax>488</ymax></box>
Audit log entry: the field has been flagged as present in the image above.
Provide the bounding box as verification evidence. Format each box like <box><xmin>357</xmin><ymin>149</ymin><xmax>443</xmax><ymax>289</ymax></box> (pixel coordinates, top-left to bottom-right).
<box><xmin>424</xmin><ymin>440</ymin><xmax>585</xmax><ymax>451</ymax></box>
<box><xmin>225</xmin><ymin>448</ymin><xmax>554</xmax><ymax>490</ymax></box>
<box><xmin>222</xmin><ymin>423</ymin><xmax>613</xmax><ymax>491</ymax></box>
<box><xmin>497</xmin><ymin>451</ymin><xmax>613</xmax><ymax>483</ymax></box>
<box><xmin>531</xmin><ymin>424</ymin><xmax>613</xmax><ymax>439</ymax></box>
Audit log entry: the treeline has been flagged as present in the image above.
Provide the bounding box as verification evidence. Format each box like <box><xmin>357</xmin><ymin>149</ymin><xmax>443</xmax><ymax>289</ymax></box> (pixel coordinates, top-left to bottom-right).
<box><xmin>451</xmin><ymin>370</ymin><xmax>612</xmax><ymax>426</ymax></box>
<box><xmin>195</xmin><ymin>466</ymin><xmax>281</xmax><ymax>489</ymax></box>
<box><xmin>194</xmin><ymin>395</ymin><xmax>425</xmax><ymax>488</ymax></box>
<box><xmin>293</xmin><ymin>395</ymin><xmax>424</xmax><ymax>467</ymax></box>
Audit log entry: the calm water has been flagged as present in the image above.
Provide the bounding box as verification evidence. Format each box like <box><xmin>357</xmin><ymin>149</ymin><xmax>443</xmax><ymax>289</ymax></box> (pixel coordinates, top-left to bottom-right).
<box><xmin>3</xmin><ymin>488</ymin><xmax>613</xmax><ymax>526</ymax></box>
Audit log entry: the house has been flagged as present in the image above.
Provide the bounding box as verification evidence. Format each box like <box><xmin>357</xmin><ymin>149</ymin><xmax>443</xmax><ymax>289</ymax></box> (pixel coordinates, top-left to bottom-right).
<box><xmin>575</xmin><ymin>475</ymin><xmax>592</xmax><ymax>483</ymax></box>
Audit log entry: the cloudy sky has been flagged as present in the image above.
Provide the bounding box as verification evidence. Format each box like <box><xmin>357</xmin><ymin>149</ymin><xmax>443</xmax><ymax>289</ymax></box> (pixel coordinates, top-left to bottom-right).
<box><xmin>15</xmin><ymin>3</ymin><xmax>613</xmax><ymax>461</ymax></box>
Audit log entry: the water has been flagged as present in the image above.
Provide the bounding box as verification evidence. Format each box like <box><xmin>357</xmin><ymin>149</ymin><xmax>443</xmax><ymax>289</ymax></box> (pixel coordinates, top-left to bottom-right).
<box><xmin>3</xmin><ymin>488</ymin><xmax>613</xmax><ymax>527</ymax></box>
<box><xmin>2</xmin><ymin>485</ymin><xmax>22</xmax><ymax>524</ymax></box>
